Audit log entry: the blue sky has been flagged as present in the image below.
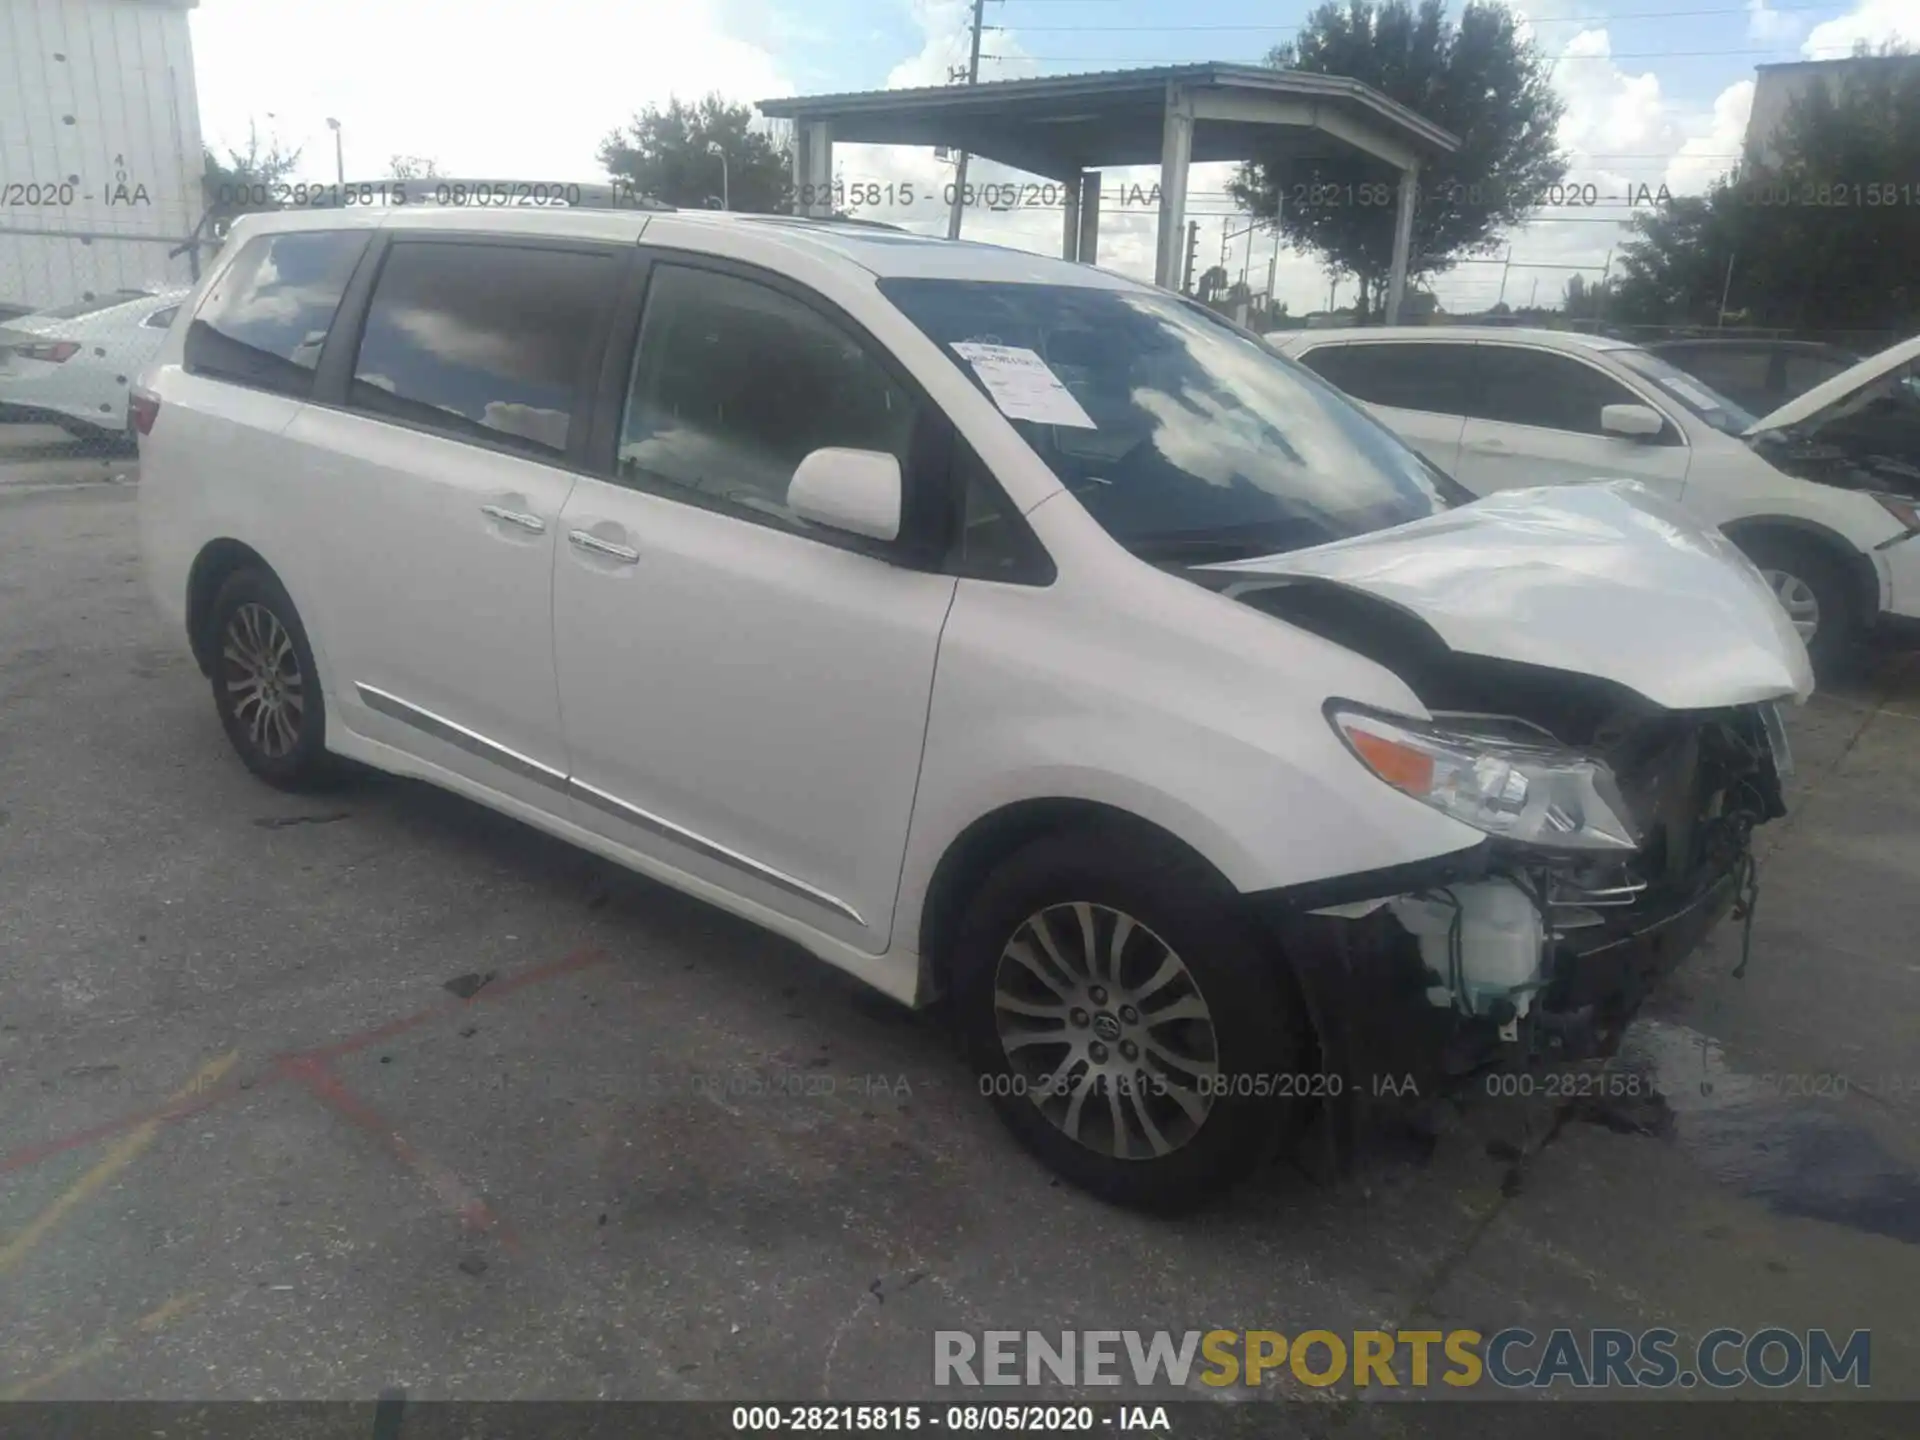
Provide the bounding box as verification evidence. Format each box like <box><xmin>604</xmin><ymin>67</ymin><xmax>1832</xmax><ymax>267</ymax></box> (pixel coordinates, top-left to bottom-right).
<box><xmin>190</xmin><ymin>0</ymin><xmax>1920</xmax><ymax>311</ymax></box>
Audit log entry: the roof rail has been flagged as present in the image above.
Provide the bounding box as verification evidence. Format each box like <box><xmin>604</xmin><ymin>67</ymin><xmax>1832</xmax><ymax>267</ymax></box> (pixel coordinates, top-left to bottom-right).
<box><xmin>294</xmin><ymin>178</ymin><xmax>675</xmax><ymax>212</ymax></box>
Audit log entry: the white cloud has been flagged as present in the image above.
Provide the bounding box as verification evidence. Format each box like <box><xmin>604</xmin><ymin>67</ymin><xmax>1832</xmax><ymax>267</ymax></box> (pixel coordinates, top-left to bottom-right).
<box><xmin>1666</xmin><ymin>80</ymin><xmax>1755</xmax><ymax>195</ymax></box>
<box><xmin>844</xmin><ymin>1</ymin><xmax>1776</xmax><ymax>316</ymax></box>
<box><xmin>190</xmin><ymin>0</ymin><xmax>791</xmax><ymax>183</ymax></box>
<box><xmin>1427</xmin><ymin>14</ymin><xmax>1762</xmax><ymax>313</ymax></box>
<box><xmin>1748</xmin><ymin>1</ymin><xmax>1808</xmax><ymax>45</ymax></box>
<box><xmin>1804</xmin><ymin>0</ymin><xmax>1920</xmax><ymax>55</ymax></box>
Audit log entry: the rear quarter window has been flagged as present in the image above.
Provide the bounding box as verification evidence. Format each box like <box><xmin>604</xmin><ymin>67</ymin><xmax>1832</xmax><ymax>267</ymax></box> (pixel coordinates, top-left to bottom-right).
<box><xmin>1297</xmin><ymin>341</ymin><xmax>1472</xmax><ymax>416</ymax></box>
<box><xmin>184</xmin><ymin>229</ymin><xmax>368</xmax><ymax>398</ymax></box>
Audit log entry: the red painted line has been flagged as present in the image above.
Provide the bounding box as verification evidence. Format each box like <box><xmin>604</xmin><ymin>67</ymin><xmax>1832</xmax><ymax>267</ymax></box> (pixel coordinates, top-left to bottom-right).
<box><xmin>279</xmin><ymin>1055</ymin><xmax>522</xmax><ymax>1253</ymax></box>
<box><xmin>0</xmin><ymin>1082</ymin><xmax>242</xmax><ymax>1178</ymax></box>
<box><xmin>0</xmin><ymin>944</ymin><xmax>610</xmax><ymax>1178</ymax></box>
<box><xmin>288</xmin><ymin>943</ymin><xmax>610</xmax><ymax>1066</ymax></box>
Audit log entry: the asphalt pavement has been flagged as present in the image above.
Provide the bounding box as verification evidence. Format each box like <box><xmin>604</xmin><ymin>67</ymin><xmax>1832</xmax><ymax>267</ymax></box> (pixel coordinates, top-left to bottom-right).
<box><xmin>2</xmin><ymin>432</ymin><xmax>1917</xmax><ymax>1431</ymax></box>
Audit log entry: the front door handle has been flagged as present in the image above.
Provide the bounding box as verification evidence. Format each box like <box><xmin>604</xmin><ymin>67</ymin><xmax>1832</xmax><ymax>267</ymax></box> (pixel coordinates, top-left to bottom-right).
<box><xmin>482</xmin><ymin>503</ymin><xmax>547</xmax><ymax>533</ymax></box>
<box><xmin>1467</xmin><ymin>438</ymin><xmax>1509</xmax><ymax>454</ymax></box>
<box><xmin>569</xmin><ymin>529</ymin><xmax>640</xmax><ymax>564</ymax></box>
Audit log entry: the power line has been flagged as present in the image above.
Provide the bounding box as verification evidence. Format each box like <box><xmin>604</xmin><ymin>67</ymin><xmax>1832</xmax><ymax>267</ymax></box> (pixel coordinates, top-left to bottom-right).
<box><xmin>986</xmin><ymin>46</ymin><xmax>1873</xmax><ymax>63</ymax></box>
<box><xmin>994</xmin><ymin>2</ymin><xmax>1842</xmax><ymax>32</ymax></box>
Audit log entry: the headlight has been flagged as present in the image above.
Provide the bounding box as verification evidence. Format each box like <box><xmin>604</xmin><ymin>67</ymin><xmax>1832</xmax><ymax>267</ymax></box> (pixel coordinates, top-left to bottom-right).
<box><xmin>1329</xmin><ymin>706</ymin><xmax>1639</xmax><ymax>853</ymax></box>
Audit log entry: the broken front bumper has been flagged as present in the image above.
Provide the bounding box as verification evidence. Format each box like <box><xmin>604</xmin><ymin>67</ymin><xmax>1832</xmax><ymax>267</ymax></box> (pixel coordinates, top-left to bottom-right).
<box><xmin>1252</xmin><ymin>845</ymin><xmax>1748</xmax><ymax>1173</ymax></box>
<box><xmin>1549</xmin><ymin>858</ymin><xmax>1743</xmax><ymax>1015</ymax></box>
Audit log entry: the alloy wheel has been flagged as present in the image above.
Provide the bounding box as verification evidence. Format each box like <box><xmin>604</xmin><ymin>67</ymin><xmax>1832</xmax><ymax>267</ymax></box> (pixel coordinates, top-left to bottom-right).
<box><xmin>1761</xmin><ymin>568</ymin><xmax>1821</xmax><ymax>643</ymax></box>
<box><xmin>221</xmin><ymin>601</ymin><xmax>305</xmax><ymax>759</ymax></box>
<box><xmin>992</xmin><ymin>901</ymin><xmax>1220</xmax><ymax>1160</ymax></box>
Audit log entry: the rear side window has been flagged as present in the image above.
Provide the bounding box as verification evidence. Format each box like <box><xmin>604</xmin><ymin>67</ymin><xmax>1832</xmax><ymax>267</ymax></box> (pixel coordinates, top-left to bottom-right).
<box><xmin>1296</xmin><ymin>342</ymin><xmax>1470</xmax><ymax>416</ymax></box>
<box><xmin>185</xmin><ymin>230</ymin><xmax>367</xmax><ymax>398</ymax></box>
<box><xmin>616</xmin><ymin>263</ymin><xmax>920</xmax><ymax>533</ymax></box>
<box><xmin>348</xmin><ymin>241</ymin><xmax>613</xmax><ymax>460</ymax></box>
<box><xmin>1469</xmin><ymin>345</ymin><xmax>1646</xmax><ymax>435</ymax></box>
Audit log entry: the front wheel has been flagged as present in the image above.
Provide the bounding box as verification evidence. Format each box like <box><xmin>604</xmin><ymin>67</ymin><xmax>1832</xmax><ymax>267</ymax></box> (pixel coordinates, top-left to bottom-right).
<box><xmin>207</xmin><ymin>568</ymin><xmax>336</xmax><ymax>790</ymax></box>
<box><xmin>1736</xmin><ymin>533</ymin><xmax>1857</xmax><ymax>673</ymax></box>
<box><xmin>952</xmin><ymin>829</ymin><xmax>1310</xmax><ymax>1213</ymax></box>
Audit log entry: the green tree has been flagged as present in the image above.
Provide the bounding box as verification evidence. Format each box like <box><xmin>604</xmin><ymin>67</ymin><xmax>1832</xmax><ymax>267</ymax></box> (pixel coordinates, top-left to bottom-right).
<box><xmin>598</xmin><ymin>95</ymin><xmax>790</xmax><ymax>211</ymax></box>
<box><xmin>1612</xmin><ymin>43</ymin><xmax>1920</xmax><ymax>331</ymax></box>
<box><xmin>1607</xmin><ymin>190</ymin><xmax>1747</xmax><ymax>326</ymax></box>
<box><xmin>387</xmin><ymin>155</ymin><xmax>443</xmax><ymax>180</ymax></box>
<box><xmin>1230</xmin><ymin>0</ymin><xmax>1566</xmax><ymax>322</ymax></box>
<box><xmin>202</xmin><ymin>123</ymin><xmax>302</xmax><ymax>225</ymax></box>
<box><xmin>1562</xmin><ymin>271</ymin><xmax>1611</xmax><ymax>320</ymax></box>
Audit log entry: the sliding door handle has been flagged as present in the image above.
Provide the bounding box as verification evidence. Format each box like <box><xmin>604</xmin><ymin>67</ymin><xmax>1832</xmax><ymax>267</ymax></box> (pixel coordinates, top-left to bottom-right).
<box><xmin>481</xmin><ymin>504</ymin><xmax>547</xmax><ymax>533</ymax></box>
<box><xmin>569</xmin><ymin>529</ymin><xmax>640</xmax><ymax>564</ymax></box>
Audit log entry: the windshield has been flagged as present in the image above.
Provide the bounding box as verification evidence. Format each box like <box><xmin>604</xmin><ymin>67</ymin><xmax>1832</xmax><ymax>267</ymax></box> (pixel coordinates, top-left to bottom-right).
<box><xmin>1613</xmin><ymin>349</ymin><xmax>1759</xmax><ymax>435</ymax></box>
<box><xmin>879</xmin><ymin>278</ymin><xmax>1467</xmax><ymax>561</ymax></box>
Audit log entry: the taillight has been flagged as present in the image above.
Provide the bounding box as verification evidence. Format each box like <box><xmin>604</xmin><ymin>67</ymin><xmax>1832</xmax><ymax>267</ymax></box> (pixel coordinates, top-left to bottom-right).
<box><xmin>130</xmin><ymin>388</ymin><xmax>161</xmax><ymax>436</ymax></box>
<box><xmin>17</xmin><ymin>340</ymin><xmax>80</xmax><ymax>363</ymax></box>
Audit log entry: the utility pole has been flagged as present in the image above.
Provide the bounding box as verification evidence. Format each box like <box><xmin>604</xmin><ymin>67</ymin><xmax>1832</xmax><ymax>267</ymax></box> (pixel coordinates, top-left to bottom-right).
<box><xmin>1181</xmin><ymin>220</ymin><xmax>1198</xmax><ymax>295</ymax></box>
<box><xmin>1716</xmin><ymin>249</ymin><xmax>1737</xmax><ymax>328</ymax></box>
<box><xmin>1597</xmin><ymin>247</ymin><xmax>1614</xmax><ymax>328</ymax></box>
<box><xmin>946</xmin><ymin>0</ymin><xmax>988</xmax><ymax>241</ymax></box>
<box><xmin>1262</xmin><ymin>194</ymin><xmax>1282</xmax><ymax>324</ymax></box>
<box><xmin>1495</xmin><ymin>245</ymin><xmax>1514</xmax><ymax>307</ymax></box>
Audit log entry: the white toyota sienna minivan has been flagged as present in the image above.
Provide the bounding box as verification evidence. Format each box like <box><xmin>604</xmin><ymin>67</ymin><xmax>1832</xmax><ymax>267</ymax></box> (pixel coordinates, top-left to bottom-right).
<box><xmin>136</xmin><ymin>202</ymin><xmax>1810</xmax><ymax>1210</ymax></box>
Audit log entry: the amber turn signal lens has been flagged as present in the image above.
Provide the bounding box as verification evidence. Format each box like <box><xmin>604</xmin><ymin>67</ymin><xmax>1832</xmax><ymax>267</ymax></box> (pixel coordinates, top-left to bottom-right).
<box><xmin>1347</xmin><ymin>727</ymin><xmax>1435</xmax><ymax>794</ymax></box>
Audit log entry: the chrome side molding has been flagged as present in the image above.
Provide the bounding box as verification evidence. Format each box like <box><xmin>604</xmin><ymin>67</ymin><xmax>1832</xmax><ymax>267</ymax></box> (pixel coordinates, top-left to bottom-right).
<box><xmin>356</xmin><ymin>683</ymin><xmax>567</xmax><ymax>791</ymax></box>
<box><xmin>354</xmin><ymin>682</ymin><xmax>864</xmax><ymax>929</ymax></box>
<box><xmin>567</xmin><ymin>778</ymin><xmax>865</xmax><ymax>927</ymax></box>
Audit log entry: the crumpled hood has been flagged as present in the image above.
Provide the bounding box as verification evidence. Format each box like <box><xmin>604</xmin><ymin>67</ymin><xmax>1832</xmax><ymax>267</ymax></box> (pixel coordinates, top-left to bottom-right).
<box><xmin>1203</xmin><ymin>481</ymin><xmax>1814</xmax><ymax>711</ymax></box>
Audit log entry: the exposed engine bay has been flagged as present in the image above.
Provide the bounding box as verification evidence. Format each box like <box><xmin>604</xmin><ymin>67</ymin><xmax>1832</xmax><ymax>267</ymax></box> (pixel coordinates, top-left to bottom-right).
<box><xmin>1223</xmin><ymin>575</ymin><xmax>1792</xmax><ymax>1085</ymax></box>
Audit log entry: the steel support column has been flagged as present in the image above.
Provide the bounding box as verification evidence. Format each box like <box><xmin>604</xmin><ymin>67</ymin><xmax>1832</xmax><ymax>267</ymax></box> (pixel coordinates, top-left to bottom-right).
<box><xmin>1153</xmin><ymin>88</ymin><xmax>1194</xmax><ymax>290</ymax></box>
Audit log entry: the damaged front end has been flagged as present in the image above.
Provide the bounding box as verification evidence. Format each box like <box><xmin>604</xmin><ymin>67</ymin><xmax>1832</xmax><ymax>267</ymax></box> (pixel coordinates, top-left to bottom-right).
<box><xmin>1224</xmin><ymin>573</ymin><xmax>1795</xmax><ymax>1167</ymax></box>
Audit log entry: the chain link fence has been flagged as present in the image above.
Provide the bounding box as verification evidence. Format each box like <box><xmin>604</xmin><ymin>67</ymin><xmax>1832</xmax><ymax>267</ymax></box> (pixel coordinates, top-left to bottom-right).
<box><xmin>0</xmin><ymin>216</ymin><xmax>215</xmax><ymax>478</ymax></box>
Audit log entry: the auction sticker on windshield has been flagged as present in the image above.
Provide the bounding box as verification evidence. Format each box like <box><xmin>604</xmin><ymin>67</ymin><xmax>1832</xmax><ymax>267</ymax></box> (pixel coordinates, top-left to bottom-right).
<box><xmin>951</xmin><ymin>342</ymin><xmax>1097</xmax><ymax>428</ymax></box>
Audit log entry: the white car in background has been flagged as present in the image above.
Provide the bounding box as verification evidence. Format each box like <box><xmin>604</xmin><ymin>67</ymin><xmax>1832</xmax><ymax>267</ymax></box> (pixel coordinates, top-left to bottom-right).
<box><xmin>0</xmin><ymin>287</ymin><xmax>189</xmax><ymax>441</ymax></box>
<box><xmin>1274</xmin><ymin>326</ymin><xmax>1920</xmax><ymax>666</ymax></box>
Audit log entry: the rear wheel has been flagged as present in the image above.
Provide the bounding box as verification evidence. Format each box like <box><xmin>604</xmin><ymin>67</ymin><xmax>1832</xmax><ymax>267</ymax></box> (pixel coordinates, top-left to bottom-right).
<box><xmin>1736</xmin><ymin>532</ymin><xmax>1858</xmax><ymax>673</ymax></box>
<box><xmin>952</xmin><ymin>828</ymin><xmax>1308</xmax><ymax>1213</ymax></box>
<box><xmin>207</xmin><ymin>568</ymin><xmax>335</xmax><ymax>790</ymax></box>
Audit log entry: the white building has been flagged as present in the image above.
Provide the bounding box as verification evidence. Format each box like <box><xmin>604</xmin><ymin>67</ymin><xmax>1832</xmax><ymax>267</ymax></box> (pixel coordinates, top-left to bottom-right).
<box><xmin>0</xmin><ymin>0</ymin><xmax>205</xmax><ymax>312</ymax></box>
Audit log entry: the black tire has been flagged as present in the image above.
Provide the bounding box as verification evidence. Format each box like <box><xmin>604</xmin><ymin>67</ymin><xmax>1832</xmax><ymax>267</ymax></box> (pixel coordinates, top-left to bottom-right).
<box><xmin>206</xmin><ymin>568</ymin><xmax>336</xmax><ymax>791</ymax></box>
<box><xmin>1734</xmin><ymin>532</ymin><xmax>1858</xmax><ymax>673</ymax></box>
<box><xmin>952</xmin><ymin>827</ymin><xmax>1310</xmax><ymax>1213</ymax></box>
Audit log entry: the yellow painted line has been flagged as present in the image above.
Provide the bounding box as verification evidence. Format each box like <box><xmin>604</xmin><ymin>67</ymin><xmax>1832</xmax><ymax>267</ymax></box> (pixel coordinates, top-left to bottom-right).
<box><xmin>134</xmin><ymin>1293</ymin><xmax>199</xmax><ymax>1333</ymax></box>
<box><xmin>0</xmin><ymin>1051</ymin><xmax>239</xmax><ymax>1278</ymax></box>
<box><xmin>0</xmin><ymin>1292</ymin><xmax>201</xmax><ymax>1400</ymax></box>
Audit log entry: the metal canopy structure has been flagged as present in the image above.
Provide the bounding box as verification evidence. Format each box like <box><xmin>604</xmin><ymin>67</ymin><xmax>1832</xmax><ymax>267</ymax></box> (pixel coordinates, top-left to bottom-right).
<box><xmin>758</xmin><ymin>63</ymin><xmax>1459</xmax><ymax>323</ymax></box>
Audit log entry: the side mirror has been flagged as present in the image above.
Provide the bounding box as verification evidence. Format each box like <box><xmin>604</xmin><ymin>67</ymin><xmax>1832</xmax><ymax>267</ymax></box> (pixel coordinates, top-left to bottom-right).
<box><xmin>1601</xmin><ymin>403</ymin><xmax>1665</xmax><ymax>440</ymax></box>
<box><xmin>788</xmin><ymin>447</ymin><xmax>902</xmax><ymax>542</ymax></box>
